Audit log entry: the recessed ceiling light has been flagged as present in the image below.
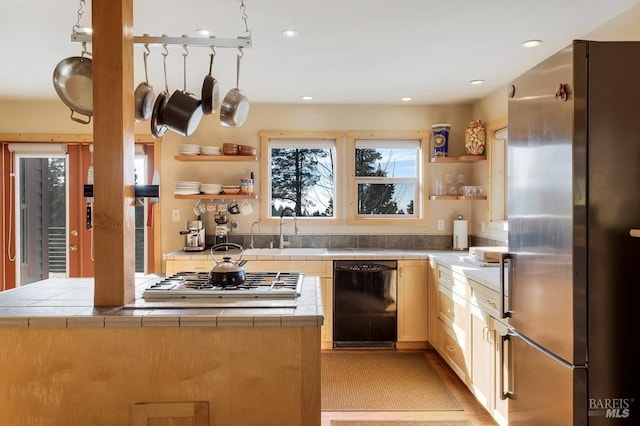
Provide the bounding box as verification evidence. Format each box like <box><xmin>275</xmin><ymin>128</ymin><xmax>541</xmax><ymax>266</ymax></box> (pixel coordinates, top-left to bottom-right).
<box><xmin>522</xmin><ymin>39</ymin><xmax>543</xmax><ymax>48</ymax></box>
<box><xmin>401</xmin><ymin>97</ymin><xmax>413</xmax><ymax>102</ymax></box>
<box><xmin>470</xmin><ymin>79</ymin><xmax>485</xmax><ymax>85</ymax></box>
<box><xmin>282</xmin><ymin>29</ymin><xmax>299</xmax><ymax>38</ymax></box>
<box><xmin>301</xmin><ymin>96</ymin><xmax>313</xmax><ymax>101</ymax></box>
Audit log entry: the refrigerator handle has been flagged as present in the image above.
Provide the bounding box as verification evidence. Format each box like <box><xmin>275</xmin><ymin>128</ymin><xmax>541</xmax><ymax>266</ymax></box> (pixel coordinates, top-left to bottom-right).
<box><xmin>630</xmin><ymin>229</ymin><xmax>640</xmax><ymax>237</ymax></box>
<box><xmin>500</xmin><ymin>252</ymin><xmax>513</xmax><ymax>318</ymax></box>
<box><xmin>500</xmin><ymin>332</ymin><xmax>514</xmax><ymax>400</ymax></box>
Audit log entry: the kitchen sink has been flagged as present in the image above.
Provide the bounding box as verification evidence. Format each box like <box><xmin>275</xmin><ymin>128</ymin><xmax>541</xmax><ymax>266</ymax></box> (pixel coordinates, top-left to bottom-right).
<box><xmin>243</xmin><ymin>248</ymin><xmax>328</xmax><ymax>256</ymax></box>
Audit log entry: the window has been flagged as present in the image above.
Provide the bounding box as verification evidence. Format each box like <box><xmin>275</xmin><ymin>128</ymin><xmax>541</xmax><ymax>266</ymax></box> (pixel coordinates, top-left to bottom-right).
<box><xmin>260</xmin><ymin>131</ymin><xmax>341</xmax><ymax>219</ymax></box>
<box><xmin>348</xmin><ymin>132</ymin><xmax>426</xmax><ymax>221</ymax></box>
<box><xmin>489</xmin><ymin>124</ymin><xmax>508</xmax><ymax>233</ymax></box>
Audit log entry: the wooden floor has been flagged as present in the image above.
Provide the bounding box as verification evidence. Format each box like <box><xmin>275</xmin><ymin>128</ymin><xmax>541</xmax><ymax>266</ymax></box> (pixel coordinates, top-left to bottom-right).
<box><xmin>321</xmin><ymin>349</ymin><xmax>497</xmax><ymax>426</ymax></box>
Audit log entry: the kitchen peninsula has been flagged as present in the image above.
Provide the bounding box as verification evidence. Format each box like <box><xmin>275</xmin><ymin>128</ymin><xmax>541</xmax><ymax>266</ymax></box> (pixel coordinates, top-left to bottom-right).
<box><xmin>0</xmin><ymin>275</ymin><xmax>323</xmax><ymax>426</ymax></box>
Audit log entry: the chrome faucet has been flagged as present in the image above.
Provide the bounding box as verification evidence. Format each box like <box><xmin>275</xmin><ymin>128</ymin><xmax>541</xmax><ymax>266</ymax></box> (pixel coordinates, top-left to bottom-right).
<box><xmin>279</xmin><ymin>207</ymin><xmax>298</xmax><ymax>249</ymax></box>
<box><xmin>250</xmin><ymin>221</ymin><xmax>261</xmax><ymax>249</ymax></box>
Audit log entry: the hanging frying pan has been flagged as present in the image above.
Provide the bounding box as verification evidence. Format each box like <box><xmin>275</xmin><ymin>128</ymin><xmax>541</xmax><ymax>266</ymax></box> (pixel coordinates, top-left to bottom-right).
<box><xmin>220</xmin><ymin>51</ymin><xmax>249</xmax><ymax>128</ymax></box>
<box><xmin>53</xmin><ymin>44</ymin><xmax>93</xmax><ymax>124</ymax></box>
<box><xmin>201</xmin><ymin>51</ymin><xmax>220</xmax><ymax>115</ymax></box>
<box><xmin>134</xmin><ymin>45</ymin><xmax>155</xmax><ymax>123</ymax></box>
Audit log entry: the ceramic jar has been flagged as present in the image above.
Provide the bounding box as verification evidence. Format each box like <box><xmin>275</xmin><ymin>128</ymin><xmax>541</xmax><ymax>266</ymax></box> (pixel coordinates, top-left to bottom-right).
<box><xmin>464</xmin><ymin>120</ymin><xmax>486</xmax><ymax>155</ymax></box>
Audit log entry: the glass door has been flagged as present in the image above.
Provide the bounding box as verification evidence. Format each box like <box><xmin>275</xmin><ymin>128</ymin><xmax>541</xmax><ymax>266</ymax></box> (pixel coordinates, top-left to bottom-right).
<box><xmin>16</xmin><ymin>155</ymin><xmax>68</xmax><ymax>286</ymax></box>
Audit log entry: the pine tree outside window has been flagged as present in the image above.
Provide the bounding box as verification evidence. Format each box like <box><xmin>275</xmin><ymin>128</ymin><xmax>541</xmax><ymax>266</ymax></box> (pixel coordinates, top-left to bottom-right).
<box><xmin>350</xmin><ymin>134</ymin><xmax>424</xmax><ymax>219</ymax></box>
<box><xmin>262</xmin><ymin>133</ymin><xmax>339</xmax><ymax>219</ymax></box>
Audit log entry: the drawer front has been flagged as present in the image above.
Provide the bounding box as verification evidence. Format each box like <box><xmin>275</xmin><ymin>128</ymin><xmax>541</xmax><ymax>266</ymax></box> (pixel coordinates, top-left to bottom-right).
<box><xmin>166</xmin><ymin>260</ymin><xmax>212</xmax><ymax>276</ymax></box>
<box><xmin>437</xmin><ymin>319</ymin><xmax>467</xmax><ymax>383</ymax></box>
<box><xmin>438</xmin><ymin>285</ymin><xmax>467</xmax><ymax>336</ymax></box>
<box><xmin>244</xmin><ymin>260</ymin><xmax>332</xmax><ymax>277</ymax></box>
<box><xmin>470</xmin><ymin>281</ymin><xmax>509</xmax><ymax>326</ymax></box>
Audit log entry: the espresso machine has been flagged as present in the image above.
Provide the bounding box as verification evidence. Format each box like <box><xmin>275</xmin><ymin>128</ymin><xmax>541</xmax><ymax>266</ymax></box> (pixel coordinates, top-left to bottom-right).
<box><xmin>180</xmin><ymin>220</ymin><xmax>205</xmax><ymax>251</ymax></box>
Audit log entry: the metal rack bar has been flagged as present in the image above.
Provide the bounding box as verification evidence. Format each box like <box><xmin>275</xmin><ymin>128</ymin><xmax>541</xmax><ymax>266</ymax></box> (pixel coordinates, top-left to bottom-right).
<box><xmin>71</xmin><ymin>33</ymin><xmax>252</xmax><ymax>48</ymax></box>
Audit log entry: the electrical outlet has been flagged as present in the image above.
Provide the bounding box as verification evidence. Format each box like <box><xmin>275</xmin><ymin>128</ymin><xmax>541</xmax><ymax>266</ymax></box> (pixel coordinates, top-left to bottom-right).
<box><xmin>437</xmin><ymin>219</ymin><xmax>445</xmax><ymax>231</ymax></box>
<box><xmin>172</xmin><ymin>209</ymin><xmax>181</xmax><ymax>222</ymax></box>
<box><xmin>231</xmin><ymin>221</ymin><xmax>240</xmax><ymax>232</ymax></box>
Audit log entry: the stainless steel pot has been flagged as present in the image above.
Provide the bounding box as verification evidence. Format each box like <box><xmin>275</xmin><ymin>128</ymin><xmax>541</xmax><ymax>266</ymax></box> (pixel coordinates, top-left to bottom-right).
<box><xmin>220</xmin><ymin>53</ymin><xmax>249</xmax><ymax>128</ymax></box>
<box><xmin>209</xmin><ymin>243</ymin><xmax>246</xmax><ymax>286</ymax></box>
<box><xmin>134</xmin><ymin>47</ymin><xmax>155</xmax><ymax>123</ymax></box>
<box><xmin>53</xmin><ymin>53</ymin><xmax>93</xmax><ymax>124</ymax></box>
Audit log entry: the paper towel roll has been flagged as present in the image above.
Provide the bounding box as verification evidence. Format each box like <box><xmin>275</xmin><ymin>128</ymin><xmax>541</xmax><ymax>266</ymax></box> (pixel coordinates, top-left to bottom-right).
<box><xmin>453</xmin><ymin>219</ymin><xmax>468</xmax><ymax>250</ymax></box>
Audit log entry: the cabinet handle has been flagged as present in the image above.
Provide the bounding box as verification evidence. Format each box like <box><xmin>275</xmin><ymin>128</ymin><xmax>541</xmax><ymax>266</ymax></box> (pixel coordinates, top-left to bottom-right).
<box><xmin>446</xmin><ymin>345</ymin><xmax>455</xmax><ymax>353</ymax></box>
<box><xmin>485</xmin><ymin>299</ymin><xmax>497</xmax><ymax>308</ymax></box>
<box><xmin>631</xmin><ymin>229</ymin><xmax>640</xmax><ymax>237</ymax></box>
<box><xmin>447</xmin><ymin>308</ymin><xmax>454</xmax><ymax>317</ymax></box>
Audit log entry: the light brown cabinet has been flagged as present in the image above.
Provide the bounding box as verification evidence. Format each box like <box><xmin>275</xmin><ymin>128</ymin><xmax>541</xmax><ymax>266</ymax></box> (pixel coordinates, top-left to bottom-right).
<box><xmin>396</xmin><ymin>260</ymin><xmax>428</xmax><ymax>348</ymax></box>
<box><xmin>434</xmin><ymin>262</ymin><xmax>470</xmax><ymax>384</ymax></box>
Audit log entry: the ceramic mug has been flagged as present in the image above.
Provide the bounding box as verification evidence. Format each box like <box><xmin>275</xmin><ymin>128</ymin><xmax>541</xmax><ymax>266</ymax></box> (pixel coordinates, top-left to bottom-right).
<box><xmin>228</xmin><ymin>202</ymin><xmax>241</xmax><ymax>214</ymax></box>
<box><xmin>240</xmin><ymin>200</ymin><xmax>254</xmax><ymax>216</ymax></box>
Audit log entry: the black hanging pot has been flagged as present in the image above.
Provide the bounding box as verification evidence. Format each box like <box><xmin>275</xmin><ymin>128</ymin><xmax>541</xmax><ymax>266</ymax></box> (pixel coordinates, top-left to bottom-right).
<box><xmin>208</xmin><ymin>243</ymin><xmax>246</xmax><ymax>286</ymax></box>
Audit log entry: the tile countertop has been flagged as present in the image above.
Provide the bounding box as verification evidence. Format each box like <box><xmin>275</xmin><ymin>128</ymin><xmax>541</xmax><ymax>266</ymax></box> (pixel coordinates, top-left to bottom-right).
<box><xmin>0</xmin><ymin>275</ymin><xmax>323</xmax><ymax>330</ymax></box>
<box><xmin>166</xmin><ymin>247</ymin><xmax>449</xmax><ymax>261</ymax></box>
<box><xmin>429</xmin><ymin>252</ymin><xmax>503</xmax><ymax>293</ymax></box>
<box><xmin>167</xmin><ymin>247</ymin><xmax>503</xmax><ymax>291</ymax></box>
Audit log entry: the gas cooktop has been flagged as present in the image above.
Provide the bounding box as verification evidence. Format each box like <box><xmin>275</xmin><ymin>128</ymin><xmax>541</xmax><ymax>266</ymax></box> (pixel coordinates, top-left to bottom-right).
<box><xmin>143</xmin><ymin>271</ymin><xmax>304</xmax><ymax>299</ymax></box>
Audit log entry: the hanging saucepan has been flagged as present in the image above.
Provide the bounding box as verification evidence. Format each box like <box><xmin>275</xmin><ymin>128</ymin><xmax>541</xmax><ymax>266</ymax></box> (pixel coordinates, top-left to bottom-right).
<box><xmin>220</xmin><ymin>50</ymin><xmax>249</xmax><ymax>128</ymax></box>
<box><xmin>209</xmin><ymin>243</ymin><xmax>247</xmax><ymax>286</ymax></box>
<box><xmin>163</xmin><ymin>45</ymin><xmax>203</xmax><ymax>137</ymax></box>
<box><xmin>134</xmin><ymin>44</ymin><xmax>155</xmax><ymax>123</ymax></box>
<box><xmin>201</xmin><ymin>50</ymin><xmax>220</xmax><ymax>115</ymax></box>
<box><xmin>52</xmin><ymin>43</ymin><xmax>93</xmax><ymax>124</ymax></box>
<box><xmin>150</xmin><ymin>45</ymin><xmax>170</xmax><ymax>138</ymax></box>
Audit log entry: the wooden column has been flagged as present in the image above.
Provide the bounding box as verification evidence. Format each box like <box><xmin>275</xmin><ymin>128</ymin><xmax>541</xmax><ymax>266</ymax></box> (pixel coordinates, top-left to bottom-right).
<box><xmin>92</xmin><ymin>0</ymin><xmax>135</xmax><ymax>305</ymax></box>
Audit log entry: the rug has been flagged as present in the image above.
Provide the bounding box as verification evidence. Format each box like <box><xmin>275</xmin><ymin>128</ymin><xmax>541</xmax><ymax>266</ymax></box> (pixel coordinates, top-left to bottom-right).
<box><xmin>322</xmin><ymin>352</ymin><xmax>462</xmax><ymax>411</ymax></box>
<box><xmin>331</xmin><ymin>422</ymin><xmax>472</xmax><ymax>426</ymax></box>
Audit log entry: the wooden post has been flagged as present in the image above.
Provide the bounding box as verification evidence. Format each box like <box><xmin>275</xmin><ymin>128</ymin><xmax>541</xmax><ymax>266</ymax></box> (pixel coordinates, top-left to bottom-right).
<box><xmin>92</xmin><ymin>0</ymin><xmax>135</xmax><ymax>305</ymax></box>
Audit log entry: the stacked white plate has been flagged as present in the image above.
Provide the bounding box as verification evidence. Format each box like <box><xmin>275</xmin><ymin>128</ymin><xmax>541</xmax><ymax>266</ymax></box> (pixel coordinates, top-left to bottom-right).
<box><xmin>201</xmin><ymin>146</ymin><xmax>222</xmax><ymax>156</ymax></box>
<box><xmin>179</xmin><ymin>144</ymin><xmax>201</xmax><ymax>155</ymax></box>
<box><xmin>175</xmin><ymin>181</ymin><xmax>201</xmax><ymax>195</ymax></box>
<box><xmin>200</xmin><ymin>183</ymin><xmax>222</xmax><ymax>195</ymax></box>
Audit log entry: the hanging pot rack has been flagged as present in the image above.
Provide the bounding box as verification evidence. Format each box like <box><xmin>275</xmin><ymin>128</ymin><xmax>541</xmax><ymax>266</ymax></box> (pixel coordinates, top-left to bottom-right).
<box><xmin>68</xmin><ymin>0</ymin><xmax>252</xmax><ymax>49</ymax></box>
<box><xmin>70</xmin><ymin>33</ymin><xmax>252</xmax><ymax>49</ymax></box>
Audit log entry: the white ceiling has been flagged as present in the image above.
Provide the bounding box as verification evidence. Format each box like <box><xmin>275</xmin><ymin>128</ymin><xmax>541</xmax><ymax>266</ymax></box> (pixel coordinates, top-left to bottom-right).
<box><xmin>1</xmin><ymin>0</ymin><xmax>640</xmax><ymax>105</ymax></box>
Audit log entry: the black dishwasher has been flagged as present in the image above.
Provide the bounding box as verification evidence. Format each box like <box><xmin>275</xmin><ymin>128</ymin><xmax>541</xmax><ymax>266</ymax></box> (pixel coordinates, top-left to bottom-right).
<box><xmin>333</xmin><ymin>260</ymin><xmax>397</xmax><ymax>348</ymax></box>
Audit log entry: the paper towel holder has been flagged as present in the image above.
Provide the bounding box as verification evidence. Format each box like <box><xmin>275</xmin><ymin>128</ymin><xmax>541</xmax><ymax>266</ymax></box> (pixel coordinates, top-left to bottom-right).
<box><xmin>453</xmin><ymin>214</ymin><xmax>469</xmax><ymax>251</ymax></box>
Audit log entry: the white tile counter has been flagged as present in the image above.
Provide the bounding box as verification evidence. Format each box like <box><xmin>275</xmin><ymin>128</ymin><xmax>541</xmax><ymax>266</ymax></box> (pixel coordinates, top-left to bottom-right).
<box><xmin>0</xmin><ymin>275</ymin><xmax>324</xmax><ymax>329</ymax></box>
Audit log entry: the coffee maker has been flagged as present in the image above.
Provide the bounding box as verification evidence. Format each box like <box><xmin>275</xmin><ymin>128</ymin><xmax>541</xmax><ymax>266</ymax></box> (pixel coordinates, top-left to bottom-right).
<box><xmin>180</xmin><ymin>220</ymin><xmax>205</xmax><ymax>251</ymax></box>
<box><xmin>213</xmin><ymin>212</ymin><xmax>230</xmax><ymax>250</ymax></box>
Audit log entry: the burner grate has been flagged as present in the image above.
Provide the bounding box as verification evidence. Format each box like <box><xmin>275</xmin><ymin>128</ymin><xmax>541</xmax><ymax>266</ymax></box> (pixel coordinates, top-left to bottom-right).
<box><xmin>143</xmin><ymin>271</ymin><xmax>304</xmax><ymax>299</ymax></box>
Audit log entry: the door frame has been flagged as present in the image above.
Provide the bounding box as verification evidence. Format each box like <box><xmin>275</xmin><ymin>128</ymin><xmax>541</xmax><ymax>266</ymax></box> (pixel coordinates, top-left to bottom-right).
<box><xmin>1</xmin><ymin>134</ymin><xmax>161</xmax><ymax>290</ymax></box>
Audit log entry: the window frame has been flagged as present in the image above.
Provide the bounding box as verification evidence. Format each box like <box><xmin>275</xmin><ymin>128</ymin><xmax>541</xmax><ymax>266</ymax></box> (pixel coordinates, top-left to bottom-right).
<box><xmin>259</xmin><ymin>130</ymin><xmax>345</xmax><ymax>225</ymax></box>
<box><xmin>346</xmin><ymin>131</ymin><xmax>428</xmax><ymax>225</ymax></box>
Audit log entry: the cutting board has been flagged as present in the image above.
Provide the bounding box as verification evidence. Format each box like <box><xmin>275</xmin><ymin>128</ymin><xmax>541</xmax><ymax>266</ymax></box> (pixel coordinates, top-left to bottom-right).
<box><xmin>469</xmin><ymin>246</ymin><xmax>507</xmax><ymax>263</ymax></box>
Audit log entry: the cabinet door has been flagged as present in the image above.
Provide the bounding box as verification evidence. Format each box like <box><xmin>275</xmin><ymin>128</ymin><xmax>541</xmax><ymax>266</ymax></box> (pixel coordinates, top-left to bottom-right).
<box><xmin>427</xmin><ymin>259</ymin><xmax>439</xmax><ymax>344</ymax></box>
<box><xmin>397</xmin><ymin>260</ymin><xmax>428</xmax><ymax>343</ymax></box>
<box><xmin>470</xmin><ymin>303</ymin><xmax>493</xmax><ymax>411</ymax></box>
<box><xmin>320</xmin><ymin>277</ymin><xmax>333</xmax><ymax>346</ymax></box>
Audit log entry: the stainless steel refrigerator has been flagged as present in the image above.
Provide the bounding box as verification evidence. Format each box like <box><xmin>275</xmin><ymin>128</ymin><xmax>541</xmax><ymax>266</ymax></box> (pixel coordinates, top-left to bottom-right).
<box><xmin>501</xmin><ymin>40</ymin><xmax>640</xmax><ymax>425</ymax></box>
